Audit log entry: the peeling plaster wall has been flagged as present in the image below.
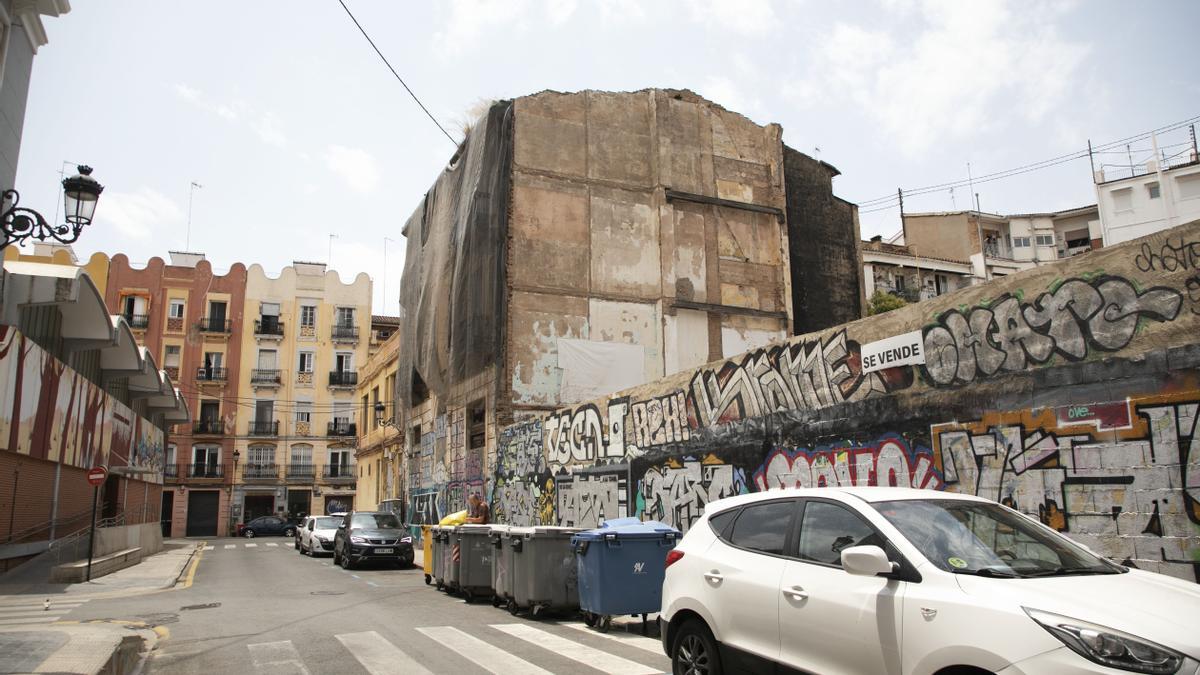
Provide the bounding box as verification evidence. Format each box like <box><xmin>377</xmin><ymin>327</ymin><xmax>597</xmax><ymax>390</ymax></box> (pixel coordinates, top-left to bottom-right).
<box><xmin>490</xmin><ymin>222</ymin><xmax>1200</xmax><ymax>582</ymax></box>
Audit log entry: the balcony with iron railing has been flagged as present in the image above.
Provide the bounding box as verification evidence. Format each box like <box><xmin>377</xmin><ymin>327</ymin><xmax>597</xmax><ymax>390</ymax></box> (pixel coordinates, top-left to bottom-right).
<box><xmin>285</xmin><ymin>463</ymin><xmax>315</xmax><ymax>480</ymax></box>
<box><xmin>242</xmin><ymin>463</ymin><xmax>278</xmax><ymax>480</ymax></box>
<box><xmin>193</xmin><ymin>419</ymin><xmax>224</xmax><ymax>435</ymax></box>
<box><xmin>195</xmin><ymin>366</ymin><xmax>228</xmax><ymax>382</ymax></box>
<box><xmin>123</xmin><ymin>313</ymin><xmax>149</xmax><ymax>330</ymax></box>
<box><xmin>254</xmin><ymin>318</ymin><xmax>284</xmax><ymax>339</ymax></box>
<box><xmin>183</xmin><ymin>463</ymin><xmax>224</xmax><ymax>479</ymax></box>
<box><xmin>328</xmin><ymin>371</ymin><xmax>358</xmax><ymax>388</ymax></box>
<box><xmin>322</xmin><ymin>464</ymin><xmax>357</xmax><ymax>481</ymax></box>
<box><xmin>331</xmin><ymin>324</ymin><xmax>359</xmax><ymax>343</ymax></box>
<box><xmin>327</xmin><ymin>421</ymin><xmax>357</xmax><ymax>437</ymax></box>
<box><xmin>163</xmin><ymin>464</ymin><xmax>179</xmax><ymax>479</ymax></box>
<box><xmin>250</xmin><ymin>369</ymin><xmax>281</xmax><ymax>386</ymax></box>
<box><xmin>249</xmin><ymin>419</ymin><xmax>279</xmax><ymax>436</ymax></box>
<box><xmin>198</xmin><ymin>317</ymin><xmax>233</xmax><ymax>334</ymax></box>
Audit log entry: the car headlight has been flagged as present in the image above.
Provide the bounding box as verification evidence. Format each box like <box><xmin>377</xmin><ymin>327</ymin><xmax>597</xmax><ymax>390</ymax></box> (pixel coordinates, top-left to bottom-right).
<box><xmin>400</xmin><ymin>536</ymin><xmax>412</xmax><ymax>544</ymax></box>
<box><xmin>350</xmin><ymin>536</ymin><xmax>367</xmax><ymax>544</ymax></box>
<box><xmin>315</xmin><ymin>535</ymin><xmax>329</xmax><ymax>542</ymax></box>
<box><xmin>1025</xmin><ymin>608</ymin><xmax>1183</xmax><ymax>674</ymax></box>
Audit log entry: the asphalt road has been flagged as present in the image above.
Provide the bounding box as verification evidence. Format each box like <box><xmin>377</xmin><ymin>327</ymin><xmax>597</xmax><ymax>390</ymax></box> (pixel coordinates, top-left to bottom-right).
<box><xmin>68</xmin><ymin>537</ymin><xmax>671</xmax><ymax>675</ymax></box>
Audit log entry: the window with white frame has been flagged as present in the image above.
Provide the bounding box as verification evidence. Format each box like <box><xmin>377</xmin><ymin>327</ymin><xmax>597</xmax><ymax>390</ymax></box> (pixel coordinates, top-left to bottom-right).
<box><xmin>294</xmin><ymin>400</ymin><xmax>312</xmax><ymax>424</ymax></box>
<box><xmin>300</xmin><ymin>305</ymin><xmax>316</xmax><ymax>327</ymax></box>
<box><xmin>335</xmin><ymin>307</ymin><xmax>355</xmax><ymax>328</ymax></box>
<box><xmin>248</xmin><ymin>445</ymin><xmax>275</xmax><ymax>468</ymax></box>
<box><xmin>1147</xmin><ymin>182</ymin><xmax>1161</xmax><ymax>199</ymax></box>
<box><xmin>335</xmin><ymin>352</ymin><xmax>353</xmax><ymax>373</ymax></box>
<box><xmin>168</xmin><ymin>299</ymin><xmax>185</xmax><ymax>319</ymax></box>
<box><xmin>298</xmin><ymin>351</ymin><xmax>314</xmax><ymax>373</ymax></box>
<box><xmin>1035</xmin><ymin>234</ymin><xmax>1055</xmax><ymax>247</ymax></box>
<box><xmin>164</xmin><ymin>345</ymin><xmax>181</xmax><ymax>368</ymax></box>
<box><xmin>1013</xmin><ymin>237</ymin><xmax>1031</xmax><ymax>248</ymax></box>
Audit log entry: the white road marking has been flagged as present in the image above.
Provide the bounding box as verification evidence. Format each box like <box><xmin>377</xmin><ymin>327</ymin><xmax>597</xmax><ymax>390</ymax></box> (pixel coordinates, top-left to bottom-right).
<box><xmin>416</xmin><ymin>626</ymin><xmax>553</xmax><ymax>675</ymax></box>
<box><xmin>266</xmin><ymin>542</ymin><xmax>278</xmax><ymax>547</ymax></box>
<box><xmin>0</xmin><ymin>616</ymin><xmax>62</xmax><ymax>625</ymax></box>
<box><xmin>245</xmin><ymin>543</ymin><xmax>257</xmax><ymax>548</ymax></box>
<box><xmin>247</xmin><ymin>640</ymin><xmax>311</xmax><ymax>674</ymax></box>
<box><xmin>561</xmin><ymin>622</ymin><xmax>665</xmax><ymax>655</ymax></box>
<box><xmin>203</xmin><ymin>545</ymin><xmax>215</xmax><ymax>551</ymax></box>
<box><xmin>365</xmin><ymin>581</ymin><xmax>378</xmax><ymax>587</ymax></box>
<box><xmin>224</xmin><ymin>544</ymin><xmax>236</xmax><ymax>549</ymax></box>
<box><xmin>336</xmin><ymin>630</ymin><xmax>432</xmax><ymax>675</ymax></box>
<box><xmin>0</xmin><ymin>601</ymin><xmax>84</xmax><ymax>611</ymax></box>
<box><xmin>490</xmin><ymin>623</ymin><xmax>658</xmax><ymax>674</ymax></box>
<box><xmin>351</xmin><ymin>574</ymin><xmax>360</xmax><ymax>579</ymax></box>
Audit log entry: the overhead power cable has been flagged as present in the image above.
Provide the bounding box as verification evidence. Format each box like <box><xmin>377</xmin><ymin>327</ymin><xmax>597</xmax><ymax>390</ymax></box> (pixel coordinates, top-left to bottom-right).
<box><xmin>336</xmin><ymin>0</ymin><xmax>458</xmax><ymax>147</ymax></box>
<box><xmin>853</xmin><ymin>113</ymin><xmax>1200</xmax><ymax>208</ymax></box>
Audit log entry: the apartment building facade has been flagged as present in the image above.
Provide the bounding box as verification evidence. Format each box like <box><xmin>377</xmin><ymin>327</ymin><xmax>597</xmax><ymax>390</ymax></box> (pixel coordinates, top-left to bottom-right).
<box><xmin>233</xmin><ymin>262</ymin><xmax>372</xmax><ymax>522</ymax></box>
<box><xmin>354</xmin><ymin>324</ymin><xmax>400</xmax><ymax>513</ymax></box>
<box><xmin>861</xmin><ymin>236</ymin><xmax>972</xmax><ymax>305</ymax></box>
<box><xmin>902</xmin><ymin>205</ymin><xmax>1101</xmax><ymax>282</ymax></box>
<box><xmin>1094</xmin><ymin>152</ymin><xmax>1200</xmax><ymax>246</ymax></box>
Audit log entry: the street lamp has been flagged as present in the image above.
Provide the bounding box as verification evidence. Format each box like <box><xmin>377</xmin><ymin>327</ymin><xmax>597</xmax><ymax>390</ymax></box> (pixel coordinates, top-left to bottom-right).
<box><xmin>373</xmin><ymin>402</ymin><xmax>396</xmax><ymax>428</ymax></box>
<box><xmin>1</xmin><ymin>165</ymin><xmax>104</xmax><ymax>251</ymax></box>
<box><xmin>232</xmin><ymin>449</ymin><xmax>240</xmax><ymax>475</ymax></box>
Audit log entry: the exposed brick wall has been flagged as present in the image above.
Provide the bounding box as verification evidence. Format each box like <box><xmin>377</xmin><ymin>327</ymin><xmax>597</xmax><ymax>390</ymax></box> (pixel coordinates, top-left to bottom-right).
<box><xmin>783</xmin><ymin>146</ymin><xmax>864</xmax><ymax>334</ymax></box>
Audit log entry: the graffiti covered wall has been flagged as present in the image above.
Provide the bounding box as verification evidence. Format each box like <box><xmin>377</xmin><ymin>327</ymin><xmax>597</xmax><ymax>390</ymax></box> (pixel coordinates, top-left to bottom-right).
<box><xmin>488</xmin><ymin>223</ymin><xmax>1200</xmax><ymax>581</ymax></box>
<box><xmin>0</xmin><ymin>327</ymin><xmax>165</xmax><ymax>481</ymax></box>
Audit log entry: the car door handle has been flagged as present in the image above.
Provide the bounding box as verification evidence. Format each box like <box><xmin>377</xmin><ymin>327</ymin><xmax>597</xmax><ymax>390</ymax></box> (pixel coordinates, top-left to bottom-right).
<box><xmin>782</xmin><ymin>586</ymin><xmax>809</xmax><ymax>601</ymax></box>
<box><xmin>703</xmin><ymin>571</ymin><xmax>724</xmax><ymax>583</ymax></box>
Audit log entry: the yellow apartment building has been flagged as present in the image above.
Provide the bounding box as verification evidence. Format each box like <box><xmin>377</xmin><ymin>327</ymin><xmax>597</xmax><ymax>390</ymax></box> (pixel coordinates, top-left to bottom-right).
<box><xmin>234</xmin><ymin>261</ymin><xmax>372</xmax><ymax>521</ymax></box>
<box><xmin>354</xmin><ymin>321</ymin><xmax>400</xmax><ymax>513</ymax></box>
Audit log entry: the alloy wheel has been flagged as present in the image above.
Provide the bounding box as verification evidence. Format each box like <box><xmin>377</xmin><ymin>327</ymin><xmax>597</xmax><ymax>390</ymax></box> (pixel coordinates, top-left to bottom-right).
<box><xmin>676</xmin><ymin>634</ymin><xmax>711</xmax><ymax>675</ymax></box>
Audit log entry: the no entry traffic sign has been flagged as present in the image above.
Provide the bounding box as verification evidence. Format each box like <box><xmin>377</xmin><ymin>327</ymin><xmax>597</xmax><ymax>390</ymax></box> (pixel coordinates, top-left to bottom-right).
<box><xmin>86</xmin><ymin>466</ymin><xmax>108</xmax><ymax>486</ymax></box>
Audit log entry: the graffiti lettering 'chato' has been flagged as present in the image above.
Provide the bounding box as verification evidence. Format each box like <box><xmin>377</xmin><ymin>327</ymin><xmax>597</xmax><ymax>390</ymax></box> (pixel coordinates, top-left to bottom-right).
<box><xmin>922</xmin><ymin>275</ymin><xmax>1182</xmax><ymax>387</ymax></box>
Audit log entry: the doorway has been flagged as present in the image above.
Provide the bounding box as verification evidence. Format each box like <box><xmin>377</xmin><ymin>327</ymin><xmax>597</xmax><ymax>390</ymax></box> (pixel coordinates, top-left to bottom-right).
<box><xmin>185</xmin><ymin>490</ymin><xmax>220</xmax><ymax>537</ymax></box>
<box><xmin>243</xmin><ymin>495</ymin><xmax>275</xmax><ymax>522</ymax></box>
<box><xmin>160</xmin><ymin>490</ymin><xmax>174</xmax><ymax>537</ymax></box>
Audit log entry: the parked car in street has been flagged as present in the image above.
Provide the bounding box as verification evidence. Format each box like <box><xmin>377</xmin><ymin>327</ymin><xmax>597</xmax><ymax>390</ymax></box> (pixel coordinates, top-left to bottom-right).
<box><xmin>661</xmin><ymin>487</ymin><xmax>1200</xmax><ymax>675</ymax></box>
<box><xmin>333</xmin><ymin>511</ymin><xmax>414</xmax><ymax>570</ymax></box>
<box><xmin>237</xmin><ymin>515</ymin><xmax>297</xmax><ymax>538</ymax></box>
<box><xmin>295</xmin><ymin>515</ymin><xmax>342</xmax><ymax>556</ymax></box>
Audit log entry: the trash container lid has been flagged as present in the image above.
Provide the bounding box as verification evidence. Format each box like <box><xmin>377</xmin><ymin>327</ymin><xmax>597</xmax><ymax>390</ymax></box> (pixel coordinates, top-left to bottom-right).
<box><xmin>457</xmin><ymin>524</ymin><xmax>492</xmax><ymax>532</ymax></box>
<box><xmin>572</xmin><ymin>518</ymin><xmax>681</xmax><ymax>541</ymax></box>
<box><xmin>528</xmin><ymin>526</ymin><xmax>584</xmax><ymax>536</ymax></box>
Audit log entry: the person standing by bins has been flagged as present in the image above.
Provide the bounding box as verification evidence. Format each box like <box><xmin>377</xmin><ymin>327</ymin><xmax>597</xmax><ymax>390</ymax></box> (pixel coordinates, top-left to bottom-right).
<box><xmin>466</xmin><ymin>494</ymin><xmax>490</xmax><ymax>524</ymax></box>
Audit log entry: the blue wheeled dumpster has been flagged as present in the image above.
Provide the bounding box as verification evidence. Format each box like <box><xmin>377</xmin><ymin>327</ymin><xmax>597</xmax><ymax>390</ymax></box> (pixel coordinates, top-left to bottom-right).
<box><xmin>572</xmin><ymin>518</ymin><xmax>681</xmax><ymax>632</ymax></box>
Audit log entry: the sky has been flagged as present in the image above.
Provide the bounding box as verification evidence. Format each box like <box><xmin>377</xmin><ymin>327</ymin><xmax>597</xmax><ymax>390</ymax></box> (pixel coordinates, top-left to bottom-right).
<box><xmin>15</xmin><ymin>0</ymin><xmax>1200</xmax><ymax>314</ymax></box>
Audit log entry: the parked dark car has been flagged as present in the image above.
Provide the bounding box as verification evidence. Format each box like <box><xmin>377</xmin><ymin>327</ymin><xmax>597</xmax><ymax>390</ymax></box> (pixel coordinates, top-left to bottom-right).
<box><xmin>333</xmin><ymin>511</ymin><xmax>414</xmax><ymax>570</ymax></box>
<box><xmin>237</xmin><ymin>515</ymin><xmax>297</xmax><ymax>538</ymax></box>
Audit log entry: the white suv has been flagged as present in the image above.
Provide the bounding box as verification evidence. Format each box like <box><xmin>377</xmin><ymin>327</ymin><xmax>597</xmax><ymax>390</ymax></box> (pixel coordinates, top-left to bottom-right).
<box><xmin>660</xmin><ymin>487</ymin><xmax>1200</xmax><ymax>674</ymax></box>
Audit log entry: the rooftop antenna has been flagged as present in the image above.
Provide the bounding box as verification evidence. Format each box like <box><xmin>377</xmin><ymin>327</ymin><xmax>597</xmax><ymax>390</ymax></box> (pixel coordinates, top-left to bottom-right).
<box><xmin>187</xmin><ymin>181</ymin><xmax>203</xmax><ymax>250</ymax></box>
<box><xmin>814</xmin><ymin>146</ymin><xmax>822</xmax><ymax>162</ymax></box>
<box><xmin>949</xmin><ymin>186</ymin><xmax>957</xmax><ymax>210</ymax></box>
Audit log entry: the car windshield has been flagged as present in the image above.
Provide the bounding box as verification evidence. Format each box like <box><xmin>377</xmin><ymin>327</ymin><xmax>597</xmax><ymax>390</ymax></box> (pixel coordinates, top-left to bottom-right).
<box><xmin>315</xmin><ymin>517</ymin><xmax>341</xmax><ymax>529</ymax></box>
<box><xmin>350</xmin><ymin>514</ymin><xmax>401</xmax><ymax>529</ymax></box>
<box><xmin>872</xmin><ymin>499</ymin><xmax>1123</xmax><ymax>577</ymax></box>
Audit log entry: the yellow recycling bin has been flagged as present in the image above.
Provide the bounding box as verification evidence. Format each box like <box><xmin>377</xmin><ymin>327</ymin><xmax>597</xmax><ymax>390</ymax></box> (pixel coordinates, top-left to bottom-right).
<box><xmin>422</xmin><ymin>525</ymin><xmax>434</xmax><ymax>584</ymax></box>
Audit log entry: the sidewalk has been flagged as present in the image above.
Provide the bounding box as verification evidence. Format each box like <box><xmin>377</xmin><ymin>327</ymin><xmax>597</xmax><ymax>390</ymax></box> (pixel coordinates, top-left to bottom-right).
<box><xmin>0</xmin><ymin>541</ymin><xmax>199</xmax><ymax>674</ymax></box>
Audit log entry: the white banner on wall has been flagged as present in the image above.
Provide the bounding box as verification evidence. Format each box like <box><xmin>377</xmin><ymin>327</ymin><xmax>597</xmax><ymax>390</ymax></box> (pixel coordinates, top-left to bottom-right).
<box><xmin>860</xmin><ymin>330</ymin><xmax>925</xmax><ymax>374</ymax></box>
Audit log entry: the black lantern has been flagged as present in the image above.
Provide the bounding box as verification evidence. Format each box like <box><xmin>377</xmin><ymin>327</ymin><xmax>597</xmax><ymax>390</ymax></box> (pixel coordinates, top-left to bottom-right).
<box><xmin>374</xmin><ymin>401</ymin><xmax>395</xmax><ymax>428</ymax></box>
<box><xmin>1</xmin><ymin>165</ymin><xmax>104</xmax><ymax>250</ymax></box>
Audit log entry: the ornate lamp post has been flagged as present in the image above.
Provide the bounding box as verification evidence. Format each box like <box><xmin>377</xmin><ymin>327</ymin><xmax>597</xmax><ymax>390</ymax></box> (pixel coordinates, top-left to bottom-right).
<box><xmin>373</xmin><ymin>401</ymin><xmax>396</xmax><ymax>428</ymax></box>
<box><xmin>1</xmin><ymin>165</ymin><xmax>104</xmax><ymax>251</ymax></box>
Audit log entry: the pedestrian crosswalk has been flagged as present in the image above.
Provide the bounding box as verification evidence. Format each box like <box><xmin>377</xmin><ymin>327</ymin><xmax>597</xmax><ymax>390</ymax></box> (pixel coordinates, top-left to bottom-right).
<box><xmin>0</xmin><ymin>597</ymin><xmax>89</xmax><ymax>626</ymax></box>
<box><xmin>160</xmin><ymin>621</ymin><xmax>668</xmax><ymax>675</ymax></box>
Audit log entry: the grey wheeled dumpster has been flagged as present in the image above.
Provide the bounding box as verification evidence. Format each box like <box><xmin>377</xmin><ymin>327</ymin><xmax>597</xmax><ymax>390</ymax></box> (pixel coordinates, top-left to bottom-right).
<box><xmin>455</xmin><ymin>524</ymin><xmax>494</xmax><ymax>601</ymax></box>
<box><xmin>512</xmin><ymin>526</ymin><xmax>584</xmax><ymax>617</ymax></box>
<box><xmin>440</xmin><ymin>526</ymin><xmax>461</xmax><ymax>591</ymax></box>
<box><xmin>430</xmin><ymin>526</ymin><xmax>447</xmax><ymax>589</ymax></box>
<box><xmin>490</xmin><ymin>525</ymin><xmax>530</xmax><ymax>608</ymax></box>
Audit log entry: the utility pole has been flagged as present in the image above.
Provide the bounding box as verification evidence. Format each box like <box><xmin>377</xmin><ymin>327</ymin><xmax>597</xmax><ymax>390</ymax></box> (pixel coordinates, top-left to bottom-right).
<box><xmin>1087</xmin><ymin>139</ymin><xmax>1097</xmax><ymax>182</ymax></box>
<box><xmin>187</xmin><ymin>182</ymin><xmax>203</xmax><ymax>250</ymax></box>
<box><xmin>1190</xmin><ymin>124</ymin><xmax>1198</xmax><ymax>160</ymax></box>
<box><xmin>897</xmin><ymin>188</ymin><xmax>906</xmax><ymax>243</ymax></box>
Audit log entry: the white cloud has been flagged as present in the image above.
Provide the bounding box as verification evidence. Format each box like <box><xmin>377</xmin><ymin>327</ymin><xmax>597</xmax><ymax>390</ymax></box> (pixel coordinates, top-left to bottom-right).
<box><xmin>689</xmin><ymin>0</ymin><xmax>777</xmax><ymax>35</ymax></box>
<box><xmin>253</xmin><ymin>112</ymin><xmax>287</xmax><ymax>147</ymax></box>
<box><xmin>701</xmin><ymin>76</ymin><xmax>760</xmax><ymax>117</ymax></box>
<box><xmin>173</xmin><ymin>83</ymin><xmax>200</xmax><ymax>102</ymax></box>
<box><xmin>790</xmin><ymin>0</ymin><xmax>1090</xmax><ymax>155</ymax></box>
<box><xmin>324</xmin><ymin>145</ymin><xmax>380</xmax><ymax>194</ymax></box>
<box><xmin>547</xmin><ymin>0</ymin><xmax>577</xmax><ymax>25</ymax></box>
<box><xmin>433</xmin><ymin>0</ymin><xmax>533</xmax><ymax>57</ymax></box>
<box><xmin>96</xmin><ymin>187</ymin><xmax>184</xmax><ymax>240</ymax></box>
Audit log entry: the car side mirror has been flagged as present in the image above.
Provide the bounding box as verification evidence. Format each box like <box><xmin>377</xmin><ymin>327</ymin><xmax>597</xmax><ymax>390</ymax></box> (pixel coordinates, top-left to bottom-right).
<box><xmin>841</xmin><ymin>545</ymin><xmax>897</xmax><ymax>576</ymax></box>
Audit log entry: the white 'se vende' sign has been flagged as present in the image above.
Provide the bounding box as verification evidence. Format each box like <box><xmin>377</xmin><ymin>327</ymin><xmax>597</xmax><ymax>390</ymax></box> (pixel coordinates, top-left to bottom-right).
<box><xmin>860</xmin><ymin>330</ymin><xmax>925</xmax><ymax>374</ymax></box>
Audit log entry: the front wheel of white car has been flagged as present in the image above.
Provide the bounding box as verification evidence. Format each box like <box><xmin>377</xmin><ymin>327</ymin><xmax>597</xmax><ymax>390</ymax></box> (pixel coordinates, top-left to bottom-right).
<box><xmin>671</xmin><ymin>620</ymin><xmax>722</xmax><ymax>675</ymax></box>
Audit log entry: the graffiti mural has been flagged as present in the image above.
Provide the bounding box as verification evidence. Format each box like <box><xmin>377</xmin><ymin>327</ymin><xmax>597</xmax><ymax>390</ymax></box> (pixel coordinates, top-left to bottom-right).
<box><xmin>556</xmin><ymin>466</ymin><xmax>629</xmax><ymax>528</ymax></box>
<box><xmin>689</xmin><ymin>330</ymin><xmax>903</xmax><ymax>428</ymax></box>
<box><xmin>0</xmin><ymin>327</ymin><xmax>165</xmax><ymax>482</ymax></box>
<box><xmin>922</xmin><ymin>276</ymin><xmax>1182</xmax><ymax>387</ymax></box>
<box><xmin>754</xmin><ymin>435</ymin><xmax>943</xmax><ymax>492</ymax></box>
<box><xmin>638</xmin><ymin>455</ymin><xmax>748</xmax><ymax>530</ymax></box>
<box><xmin>934</xmin><ymin>395</ymin><xmax>1200</xmax><ymax>580</ymax></box>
